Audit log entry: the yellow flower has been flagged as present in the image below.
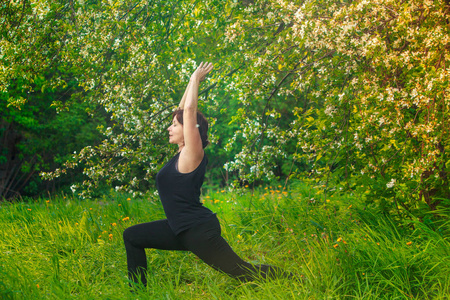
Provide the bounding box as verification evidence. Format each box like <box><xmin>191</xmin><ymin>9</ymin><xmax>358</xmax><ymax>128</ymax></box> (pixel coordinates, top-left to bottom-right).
<box><xmin>127</xmin><ymin>198</ymin><xmax>131</xmax><ymax>201</ymax></box>
<box><xmin>109</xmin><ymin>233</ymin><xmax>113</xmax><ymax>240</ymax></box>
<box><xmin>406</xmin><ymin>241</ymin><xmax>412</xmax><ymax>246</ymax></box>
<box><xmin>337</xmin><ymin>237</ymin><xmax>343</xmax><ymax>242</ymax></box>
<box><xmin>112</xmin><ymin>223</ymin><xmax>117</xmax><ymax>226</ymax></box>
<box><xmin>333</xmin><ymin>244</ymin><xmax>339</xmax><ymax>248</ymax></box>
<box><xmin>122</xmin><ymin>217</ymin><xmax>130</xmax><ymax>221</ymax></box>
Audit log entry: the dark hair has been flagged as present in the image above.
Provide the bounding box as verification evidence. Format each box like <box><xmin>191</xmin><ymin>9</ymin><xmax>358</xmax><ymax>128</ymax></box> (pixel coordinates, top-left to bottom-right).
<box><xmin>172</xmin><ymin>109</ymin><xmax>209</xmax><ymax>148</ymax></box>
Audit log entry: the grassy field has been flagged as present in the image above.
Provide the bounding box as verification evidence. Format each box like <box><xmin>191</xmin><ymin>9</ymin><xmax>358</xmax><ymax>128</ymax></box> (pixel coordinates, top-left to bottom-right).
<box><xmin>1</xmin><ymin>183</ymin><xmax>449</xmax><ymax>299</ymax></box>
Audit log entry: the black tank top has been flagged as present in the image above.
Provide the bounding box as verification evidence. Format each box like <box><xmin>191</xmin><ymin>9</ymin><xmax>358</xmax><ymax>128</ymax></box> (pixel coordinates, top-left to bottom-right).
<box><xmin>155</xmin><ymin>152</ymin><xmax>214</xmax><ymax>235</ymax></box>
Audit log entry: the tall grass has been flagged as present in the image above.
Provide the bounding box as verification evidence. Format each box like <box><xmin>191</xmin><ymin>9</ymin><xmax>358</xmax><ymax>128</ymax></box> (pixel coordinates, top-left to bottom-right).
<box><xmin>0</xmin><ymin>184</ymin><xmax>449</xmax><ymax>299</ymax></box>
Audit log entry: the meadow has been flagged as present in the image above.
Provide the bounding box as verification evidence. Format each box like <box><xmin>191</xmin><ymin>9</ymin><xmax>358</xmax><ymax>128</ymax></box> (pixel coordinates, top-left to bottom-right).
<box><xmin>1</xmin><ymin>183</ymin><xmax>449</xmax><ymax>299</ymax></box>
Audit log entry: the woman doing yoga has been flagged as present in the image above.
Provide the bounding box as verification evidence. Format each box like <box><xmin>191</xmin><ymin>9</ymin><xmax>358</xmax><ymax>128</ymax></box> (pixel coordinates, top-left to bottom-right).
<box><xmin>123</xmin><ymin>62</ymin><xmax>285</xmax><ymax>287</ymax></box>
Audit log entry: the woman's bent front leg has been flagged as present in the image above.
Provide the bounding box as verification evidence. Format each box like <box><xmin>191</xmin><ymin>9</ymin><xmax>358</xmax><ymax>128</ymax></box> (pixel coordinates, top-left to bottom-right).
<box><xmin>123</xmin><ymin>219</ymin><xmax>186</xmax><ymax>286</ymax></box>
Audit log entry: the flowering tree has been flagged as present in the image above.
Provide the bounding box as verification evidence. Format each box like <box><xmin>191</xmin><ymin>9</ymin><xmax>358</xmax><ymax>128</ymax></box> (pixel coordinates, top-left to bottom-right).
<box><xmin>2</xmin><ymin>0</ymin><xmax>449</xmax><ymax>220</ymax></box>
<box><xmin>221</xmin><ymin>0</ymin><xmax>449</xmax><ymax>217</ymax></box>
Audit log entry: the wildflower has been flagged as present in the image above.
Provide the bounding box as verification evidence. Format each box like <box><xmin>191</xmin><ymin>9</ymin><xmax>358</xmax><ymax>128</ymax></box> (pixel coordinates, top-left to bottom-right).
<box><xmin>333</xmin><ymin>244</ymin><xmax>339</xmax><ymax>248</ymax></box>
<box><xmin>46</xmin><ymin>200</ymin><xmax>50</xmax><ymax>203</ymax></box>
<box><xmin>109</xmin><ymin>233</ymin><xmax>113</xmax><ymax>240</ymax></box>
<box><xmin>337</xmin><ymin>237</ymin><xmax>343</xmax><ymax>242</ymax></box>
<box><xmin>118</xmin><ymin>204</ymin><xmax>122</xmax><ymax>207</ymax></box>
<box><xmin>27</xmin><ymin>208</ymin><xmax>31</xmax><ymax>211</ymax></box>
<box><xmin>75</xmin><ymin>222</ymin><xmax>79</xmax><ymax>226</ymax></box>
<box><xmin>112</xmin><ymin>223</ymin><xmax>117</xmax><ymax>226</ymax></box>
<box><xmin>127</xmin><ymin>198</ymin><xmax>131</xmax><ymax>201</ymax></box>
<box><xmin>214</xmin><ymin>199</ymin><xmax>220</xmax><ymax>203</ymax></box>
<box><xmin>122</xmin><ymin>217</ymin><xmax>130</xmax><ymax>221</ymax></box>
<box><xmin>406</xmin><ymin>241</ymin><xmax>412</xmax><ymax>246</ymax></box>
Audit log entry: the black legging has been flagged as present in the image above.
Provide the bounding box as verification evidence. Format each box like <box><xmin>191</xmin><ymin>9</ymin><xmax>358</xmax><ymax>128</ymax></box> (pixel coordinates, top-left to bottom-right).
<box><xmin>123</xmin><ymin>215</ymin><xmax>283</xmax><ymax>286</ymax></box>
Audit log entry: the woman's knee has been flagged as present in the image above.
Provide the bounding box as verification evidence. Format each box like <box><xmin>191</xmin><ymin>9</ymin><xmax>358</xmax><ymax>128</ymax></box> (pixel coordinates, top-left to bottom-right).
<box><xmin>123</xmin><ymin>226</ymin><xmax>136</xmax><ymax>244</ymax></box>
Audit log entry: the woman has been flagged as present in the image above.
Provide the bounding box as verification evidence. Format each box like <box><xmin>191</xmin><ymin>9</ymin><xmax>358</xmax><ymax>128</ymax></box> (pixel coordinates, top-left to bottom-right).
<box><xmin>123</xmin><ymin>62</ymin><xmax>285</xmax><ymax>287</ymax></box>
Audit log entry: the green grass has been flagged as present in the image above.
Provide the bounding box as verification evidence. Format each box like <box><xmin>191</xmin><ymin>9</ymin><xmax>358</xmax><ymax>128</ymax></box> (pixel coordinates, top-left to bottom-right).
<box><xmin>1</xmin><ymin>184</ymin><xmax>449</xmax><ymax>299</ymax></box>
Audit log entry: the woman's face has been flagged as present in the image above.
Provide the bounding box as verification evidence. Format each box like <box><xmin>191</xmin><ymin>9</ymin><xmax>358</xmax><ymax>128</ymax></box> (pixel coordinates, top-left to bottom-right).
<box><xmin>168</xmin><ymin>116</ymin><xmax>184</xmax><ymax>146</ymax></box>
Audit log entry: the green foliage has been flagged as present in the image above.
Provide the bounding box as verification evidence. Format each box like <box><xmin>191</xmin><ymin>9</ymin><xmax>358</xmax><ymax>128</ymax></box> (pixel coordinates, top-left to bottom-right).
<box><xmin>0</xmin><ymin>75</ymin><xmax>106</xmax><ymax>198</ymax></box>
<box><xmin>0</xmin><ymin>185</ymin><xmax>449</xmax><ymax>299</ymax></box>
<box><xmin>1</xmin><ymin>0</ymin><xmax>449</xmax><ymax>226</ymax></box>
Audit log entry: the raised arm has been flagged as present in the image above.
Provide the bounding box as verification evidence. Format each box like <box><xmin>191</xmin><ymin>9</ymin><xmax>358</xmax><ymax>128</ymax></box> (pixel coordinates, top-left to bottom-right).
<box><xmin>178</xmin><ymin>81</ymin><xmax>190</xmax><ymax>110</ymax></box>
<box><xmin>177</xmin><ymin>62</ymin><xmax>213</xmax><ymax>173</ymax></box>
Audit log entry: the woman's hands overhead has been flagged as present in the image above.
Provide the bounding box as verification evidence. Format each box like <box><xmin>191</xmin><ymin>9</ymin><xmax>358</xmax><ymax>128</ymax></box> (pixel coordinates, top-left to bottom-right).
<box><xmin>191</xmin><ymin>62</ymin><xmax>214</xmax><ymax>83</ymax></box>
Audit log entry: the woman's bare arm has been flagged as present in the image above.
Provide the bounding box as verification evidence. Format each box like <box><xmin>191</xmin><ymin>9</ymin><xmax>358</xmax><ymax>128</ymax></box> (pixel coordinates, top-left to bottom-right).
<box><xmin>178</xmin><ymin>81</ymin><xmax>191</xmax><ymax>110</ymax></box>
<box><xmin>178</xmin><ymin>62</ymin><xmax>213</xmax><ymax>173</ymax></box>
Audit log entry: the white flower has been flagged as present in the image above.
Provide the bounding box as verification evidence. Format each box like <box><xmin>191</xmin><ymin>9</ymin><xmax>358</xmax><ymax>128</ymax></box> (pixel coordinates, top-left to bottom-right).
<box><xmin>386</xmin><ymin>178</ymin><xmax>396</xmax><ymax>189</ymax></box>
